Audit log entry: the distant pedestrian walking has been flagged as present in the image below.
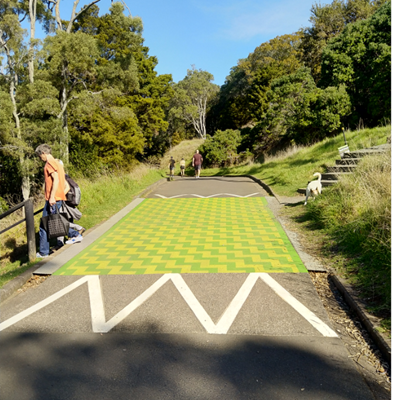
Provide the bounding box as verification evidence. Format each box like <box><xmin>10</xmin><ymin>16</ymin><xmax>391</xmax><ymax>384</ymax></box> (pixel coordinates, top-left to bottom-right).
<box><xmin>192</xmin><ymin>150</ymin><xmax>203</xmax><ymax>179</ymax></box>
<box><xmin>180</xmin><ymin>158</ymin><xmax>186</xmax><ymax>177</ymax></box>
<box><xmin>168</xmin><ymin>157</ymin><xmax>175</xmax><ymax>180</ymax></box>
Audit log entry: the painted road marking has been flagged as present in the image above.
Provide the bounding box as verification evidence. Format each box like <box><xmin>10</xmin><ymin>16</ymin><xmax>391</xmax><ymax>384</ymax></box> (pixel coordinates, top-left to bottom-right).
<box><xmin>154</xmin><ymin>193</ymin><xmax>260</xmax><ymax>199</ymax></box>
<box><xmin>259</xmin><ymin>274</ymin><xmax>338</xmax><ymax>337</ymax></box>
<box><xmin>0</xmin><ymin>277</ymin><xmax>89</xmax><ymax>332</ymax></box>
<box><xmin>54</xmin><ymin>198</ymin><xmax>307</xmax><ymax>275</ymax></box>
<box><xmin>0</xmin><ymin>274</ymin><xmax>337</xmax><ymax>337</ymax></box>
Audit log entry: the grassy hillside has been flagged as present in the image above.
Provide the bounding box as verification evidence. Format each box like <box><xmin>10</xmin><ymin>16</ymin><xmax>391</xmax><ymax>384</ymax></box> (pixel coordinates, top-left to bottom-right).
<box><xmin>203</xmin><ymin>126</ymin><xmax>390</xmax><ymax>196</ymax></box>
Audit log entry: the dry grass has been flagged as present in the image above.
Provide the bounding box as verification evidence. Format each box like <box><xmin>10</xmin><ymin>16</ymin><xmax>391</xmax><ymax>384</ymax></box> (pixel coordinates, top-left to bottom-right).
<box><xmin>160</xmin><ymin>139</ymin><xmax>205</xmax><ymax>169</ymax></box>
<box><xmin>305</xmin><ymin>150</ymin><xmax>391</xmax><ymax>314</ymax></box>
<box><xmin>338</xmin><ymin>151</ymin><xmax>391</xmax><ymax>218</ymax></box>
<box><xmin>310</xmin><ymin>271</ymin><xmax>390</xmax><ymax>393</ymax></box>
<box><xmin>263</xmin><ymin>145</ymin><xmax>305</xmax><ymax>163</ymax></box>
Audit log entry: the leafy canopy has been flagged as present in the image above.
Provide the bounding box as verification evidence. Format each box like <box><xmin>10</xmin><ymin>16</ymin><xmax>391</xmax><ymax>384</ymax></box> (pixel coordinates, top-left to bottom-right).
<box><xmin>320</xmin><ymin>0</ymin><xmax>391</xmax><ymax>126</ymax></box>
<box><xmin>299</xmin><ymin>0</ymin><xmax>387</xmax><ymax>82</ymax></box>
<box><xmin>249</xmin><ymin>67</ymin><xmax>351</xmax><ymax>154</ymax></box>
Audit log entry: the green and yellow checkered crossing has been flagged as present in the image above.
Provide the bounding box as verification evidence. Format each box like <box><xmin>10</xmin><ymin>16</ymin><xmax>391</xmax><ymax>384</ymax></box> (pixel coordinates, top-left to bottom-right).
<box><xmin>54</xmin><ymin>197</ymin><xmax>307</xmax><ymax>275</ymax></box>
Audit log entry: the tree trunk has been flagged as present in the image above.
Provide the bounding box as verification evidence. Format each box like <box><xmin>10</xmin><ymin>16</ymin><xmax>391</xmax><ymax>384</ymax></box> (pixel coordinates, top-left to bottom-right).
<box><xmin>61</xmin><ymin>116</ymin><xmax>69</xmax><ymax>164</ymax></box>
<box><xmin>53</xmin><ymin>0</ymin><xmax>101</xmax><ymax>163</ymax></box>
<box><xmin>13</xmin><ymin>104</ymin><xmax>31</xmax><ymax>202</ymax></box>
<box><xmin>55</xmin><ymin>0</ymin><xmax>62</xmax><ymax>31</ymax></box>
<box><xmin>58</xmin><ymin>86</ymin><xmax>70</xmax><ymax>164</ymax></box>
<box><xmin>28</xmin><ymin>0</ymin><xmax>37</xmax><ymax>84</ymax></box>
<box><xmin>10</xmin><ymin>75</ymin><xmax>31</xmax><ymax>201</ymax></box>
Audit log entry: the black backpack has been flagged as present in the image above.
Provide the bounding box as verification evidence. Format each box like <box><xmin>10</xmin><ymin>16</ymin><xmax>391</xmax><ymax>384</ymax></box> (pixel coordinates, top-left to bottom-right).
<box><xmin>65</xmin><ymin>174</ymin><xmax>81</xmax><ymax>207</ymax></box>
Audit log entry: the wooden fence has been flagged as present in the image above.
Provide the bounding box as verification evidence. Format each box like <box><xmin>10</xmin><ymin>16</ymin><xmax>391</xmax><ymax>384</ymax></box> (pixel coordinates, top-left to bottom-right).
<box><xmin>0</xmin><ymin>200</ymin><xmax>43</xmax><ymax>263</ymax></box>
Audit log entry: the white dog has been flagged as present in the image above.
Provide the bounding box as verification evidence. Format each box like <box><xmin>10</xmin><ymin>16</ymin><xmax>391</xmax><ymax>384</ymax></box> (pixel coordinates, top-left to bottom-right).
<box><xmin>304</xmin><ymin>172</ymin><xmax>322</xmax><ymax>205</ymax></box>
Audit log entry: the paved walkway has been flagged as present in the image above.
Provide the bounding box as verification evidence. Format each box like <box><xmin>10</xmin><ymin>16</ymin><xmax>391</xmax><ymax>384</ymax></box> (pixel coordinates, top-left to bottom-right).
<box><xmin>54</xmin><ymin>197</ymin><xmax>307</xmax><ymax>276</ymax></box>
<box><xmin>0</xmin><ymin>177</ymin><xmax>374</xmax><ymax>399</ymax></box>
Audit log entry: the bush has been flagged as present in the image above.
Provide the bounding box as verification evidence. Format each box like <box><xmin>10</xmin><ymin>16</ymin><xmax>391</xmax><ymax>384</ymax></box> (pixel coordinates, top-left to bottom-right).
<box><xmin>200</xmin><ymin>129</ymin><xmax>241</xmax><ymax>167</ymax></box>
<box><xmin>0</xmin><ymin>197</ymin><xmax>8</xmax><ymax>214</ymax></box>
<box><xmin>237</xmin><ymin>149</ymin><xmax>254</xmax><ymax>165</ymax></box>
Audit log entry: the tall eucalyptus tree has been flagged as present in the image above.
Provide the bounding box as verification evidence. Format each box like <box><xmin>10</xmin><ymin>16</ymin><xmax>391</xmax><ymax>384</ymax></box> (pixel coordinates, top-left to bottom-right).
<box><xmin>44</xmin><ymin>0</ymin><xmax>101</xmax><ymax>163</ymax></box>
<box><xmin>170</xmin><ymin>68</ymin><xmax>219</xmax><ymax>140</ymax></box>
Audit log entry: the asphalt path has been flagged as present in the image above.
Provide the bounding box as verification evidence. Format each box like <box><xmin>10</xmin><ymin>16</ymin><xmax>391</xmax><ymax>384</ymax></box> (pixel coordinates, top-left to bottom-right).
<box><xmin>0</xmin><ymin>177</ymin><xmax>374</xmax><ymax>399</ymax></box>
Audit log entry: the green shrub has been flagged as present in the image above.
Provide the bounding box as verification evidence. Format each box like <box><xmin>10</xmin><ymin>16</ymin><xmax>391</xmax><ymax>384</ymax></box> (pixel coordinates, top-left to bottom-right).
<box><xmin>0</xmin><ymin>197</ymin><xmax>8</xmax><ymax>214</ymax></box>
<box><xmin>237</xmin><ymin>149</ymin><xmax>254</xmax><ymax>165</ymax></box>
<box><xmin>200</xmin><ymin>129</ymin><xmax>241</xmax><ymax>167</ymax></box>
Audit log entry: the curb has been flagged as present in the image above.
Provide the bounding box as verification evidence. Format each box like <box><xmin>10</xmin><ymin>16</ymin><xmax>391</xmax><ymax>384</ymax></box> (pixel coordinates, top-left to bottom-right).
<box><xmin>221</xmin><ymin>174</ymin><xmax>278</xmax><ymax>199</ymax></box>
<box><xmin>331</xmin><ymin>274</ymin><xmax>391</xmax><ymax>365</ymax></box>
<box><xmin>0</xmin><ymin>177</ymin><xmax>167</xmax><ymax>305</ymax></box>
<box><xmin>137</xmin><ymin>177</ymin><xmax>167</xmax><ymax>198</ymax></box>
<box><xmin>0</xmin><ymin>264</ymin><xmax>38</xmax><ymax>304</ymax></box>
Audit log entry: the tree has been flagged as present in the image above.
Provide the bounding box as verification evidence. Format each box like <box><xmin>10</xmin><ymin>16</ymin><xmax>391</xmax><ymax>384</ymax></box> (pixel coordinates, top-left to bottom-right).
<box><xmin>41</xmin><ymin>0</ymin><xmax>101</xmax><ymax>163</ymax></box>
<box><xmin>26</xmin><ymin>0</ymin><xmax>52</xmax><ymax>84</ymax></box>
<box><xmin>170</xmin><ymin>68</ymin><xmax>219</xmax><ymax>139</ymax></box>
<box><xmin>0</xmin><ymin>0</ymin><xmax>62</xmax><ymax>201</ymax></box>
<box><xmin>207</xmin><ymin>64</ymin><xmax>250</xmax><ymax>133</ymax></box>
<box><xmin>71</xmin><ymin>2</ymin><xmax>173</xmax><ymax>162</ymax></box>
<box><xmin>243</xmin><ymin>33</ymin><xmax>303</xmax><ymax>121</ymax></box>
<box><xmin>319</xmin><ymin>1</ymin><xmax>391</xmax><ymax>126</ymax></box>
<box><xmin>0</xmin><ymin>2</ymin><xmax>33</xmax><ymax>200</ymax></box>
<box><xmin>250</xmin><ymin>67</ymin><xmax>351</xmax><ymax>154</ymax></box>
<box><xmin>42</xmin><ymin>30</ymin><xmax>99</xmax><ymax>164</ymax></box>
<box><xmin>207</xmin><ymin>33</ymin><xmax>302</xmax><ymax>133</ymax></box>
<box><xmin>299</xmin><ymin>0</ymin><xmax>387</xmax><ymax>82</ymax></box>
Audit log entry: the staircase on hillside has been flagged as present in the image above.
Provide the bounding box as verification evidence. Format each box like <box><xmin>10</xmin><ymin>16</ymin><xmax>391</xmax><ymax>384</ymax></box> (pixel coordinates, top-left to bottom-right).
<box><xmin>297</xmin><ymin>143</ymin><xmax>391</xmax><ymax>195</ymax></box>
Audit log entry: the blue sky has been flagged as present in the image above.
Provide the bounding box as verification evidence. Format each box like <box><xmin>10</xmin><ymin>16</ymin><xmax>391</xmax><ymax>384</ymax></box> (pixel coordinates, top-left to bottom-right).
<box><xmin>38</xmin><ymin>0</ymin><xmax>318</xmax><ymax>87</ymax></box>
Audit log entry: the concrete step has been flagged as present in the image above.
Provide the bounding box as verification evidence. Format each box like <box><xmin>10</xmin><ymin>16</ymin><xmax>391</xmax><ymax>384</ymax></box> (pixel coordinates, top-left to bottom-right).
<box><xmin>335</xmin><ymin>158</ymin><xmax>362</xmax><ymax>165</ymax></box>
<box><xmin>321</xmin><ymin>180</ymin><xmax>336</xmax><ymax>187</ymax></box>
<box><xmin>297</xmin><ymin>144</ymin><xmax>390</xmax><ymax>195</ymax></box>
<box><xmin>326</xmin><ymin>165</ymin><xmax>357</xmax><ymax>173</ymax></box>
<box><xmin>343</xmin><ymin>149</ymin><xmax>385</xmax><ymax>159</ymax></box>
<box><xmin>321</xmin><ymin>172</ymin><xmax>352</xmax><ymax>181</ymax></box>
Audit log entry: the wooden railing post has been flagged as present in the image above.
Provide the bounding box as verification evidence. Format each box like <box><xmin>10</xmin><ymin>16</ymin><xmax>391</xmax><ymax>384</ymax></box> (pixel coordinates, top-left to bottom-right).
<box><xmin>25</xmin><ymin>199</ymin><xmax>36</xmax><ymax>262</ymax></box>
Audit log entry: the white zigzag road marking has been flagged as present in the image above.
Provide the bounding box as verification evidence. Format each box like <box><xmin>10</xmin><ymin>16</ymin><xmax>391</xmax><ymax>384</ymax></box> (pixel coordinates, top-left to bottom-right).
<box><xmin>155</xmin><ymin>193</ymin><xmax>260</xmax><ymax>199</ymax></box>
<box><xmin>90</xmin><ymin>274</ymin><xmax>172</xmax><ymax>333</ymax></box>
<box><xmin>0</xmin><ymin>276</ymin><xmax>90</xmax><ymax>332</ymax></box>
<box><xmin>0</xmin><ymin>274</ymin><xmax>337</xmax><ymax>337</ymax></box>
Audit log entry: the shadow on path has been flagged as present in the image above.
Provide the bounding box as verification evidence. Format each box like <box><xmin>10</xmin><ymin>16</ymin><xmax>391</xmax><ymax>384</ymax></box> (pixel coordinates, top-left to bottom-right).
<box><xmin>0</xmin><ymin>330</ymin><xmax>372</xmax><ymax>400</ymax></box>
